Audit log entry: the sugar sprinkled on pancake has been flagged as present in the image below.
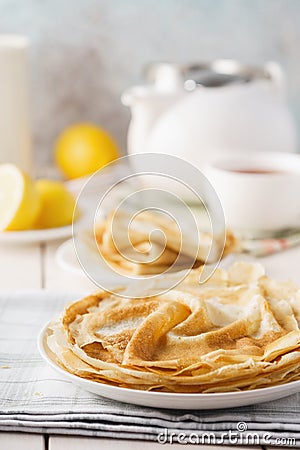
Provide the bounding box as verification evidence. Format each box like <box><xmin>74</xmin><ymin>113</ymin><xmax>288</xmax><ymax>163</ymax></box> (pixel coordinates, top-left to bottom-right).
<box><xmin>47</xmin><ymin>261</ymin><xmax>300</xmax><ymax>393</ymax></box>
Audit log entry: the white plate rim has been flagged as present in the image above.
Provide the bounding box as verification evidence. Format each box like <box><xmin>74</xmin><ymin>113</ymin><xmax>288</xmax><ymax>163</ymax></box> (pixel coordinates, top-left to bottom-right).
<box><xmin>0</xmin><ymin>205</ymin><xmax>91</xmax><ymax>244</ymax></box>
<box><xmin>0</xmin><ymin>225</ymin><xmax>73</xmax><ymax>244</ymax></box>
<box><xmin>55</xmin><ymin>239</ymin><xmax>82</xmax><ymax>274</ymax></box>
<box><xmin>38</xmin><ymin>321</ymin><xmax>300</xmax><ymax>410</ymax></box>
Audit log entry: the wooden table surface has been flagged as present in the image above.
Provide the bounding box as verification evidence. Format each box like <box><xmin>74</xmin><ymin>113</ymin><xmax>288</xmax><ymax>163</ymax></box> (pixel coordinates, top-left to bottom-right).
<box><xmin>1</xmin><ymin>238</ymin><xmax>299</xmax><ymax>449</ymax></box>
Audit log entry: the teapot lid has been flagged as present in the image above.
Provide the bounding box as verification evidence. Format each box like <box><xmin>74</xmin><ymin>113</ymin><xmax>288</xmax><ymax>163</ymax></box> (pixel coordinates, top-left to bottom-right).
<box><xmin>145</xmin><ymin>60</ymin><xmax>272</xmax><ymax>90</ymax></box>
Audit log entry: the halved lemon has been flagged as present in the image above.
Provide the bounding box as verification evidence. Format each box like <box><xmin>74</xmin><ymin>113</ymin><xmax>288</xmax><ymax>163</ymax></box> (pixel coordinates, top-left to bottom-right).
<box><xmin>33</xmin><ymin>179</ymin><xmax>79</xmax><ymax>229</ymax></box>
<box><xmin>0</xmin><ymin>164</ymin><xmax>41</xmax><ymax>231</ymax></box>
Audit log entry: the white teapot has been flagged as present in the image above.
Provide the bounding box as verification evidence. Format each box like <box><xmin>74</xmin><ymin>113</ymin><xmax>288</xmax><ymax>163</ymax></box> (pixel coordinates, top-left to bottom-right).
<box><xmin>122</xmin><ymin>61</ymin><xmax>297</xmax><ymax>168</ymax></box>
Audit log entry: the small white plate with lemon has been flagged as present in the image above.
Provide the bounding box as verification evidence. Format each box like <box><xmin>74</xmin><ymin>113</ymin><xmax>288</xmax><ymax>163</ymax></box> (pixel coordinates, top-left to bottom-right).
<box><xmin>0</xmin><ymin>164</ymin><xmax>79</xmax><ymax>244</ymax></box>
<box><xmin>0</xmin><ymin>124</ymin><xmax>121</xmax><ymax>244</ymax></box>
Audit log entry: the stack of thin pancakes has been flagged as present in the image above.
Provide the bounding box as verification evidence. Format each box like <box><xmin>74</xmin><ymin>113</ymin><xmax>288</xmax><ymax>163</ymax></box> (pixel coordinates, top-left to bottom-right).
<box><xmin>47</xmin><ymin>262</ymin><xmax>300</xmax><ymax>393</ymax></box>
<box><xmin>95</xmin><ymin>209</ymin><xmax>237</xmax><ymax>275</ymax></box>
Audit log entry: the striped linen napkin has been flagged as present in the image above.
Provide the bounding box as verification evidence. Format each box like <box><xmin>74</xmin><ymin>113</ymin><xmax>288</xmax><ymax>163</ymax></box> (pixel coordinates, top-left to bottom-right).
<box><xmin>1</xmin><ymin>291</ymin><xmax>300</xmax><ymax>445</ymax></box>
<box><xmin>241</xmin><ymin>231</ymin><xmax>300</xmax><ymax>257</ymax></box>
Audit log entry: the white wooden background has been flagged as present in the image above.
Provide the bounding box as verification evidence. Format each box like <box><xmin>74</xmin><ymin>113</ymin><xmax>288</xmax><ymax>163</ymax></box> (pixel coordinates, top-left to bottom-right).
<box><xmin>1</xmin><ymin>239</ymin><xmax>299</xmax><ymax>449</ymax></box>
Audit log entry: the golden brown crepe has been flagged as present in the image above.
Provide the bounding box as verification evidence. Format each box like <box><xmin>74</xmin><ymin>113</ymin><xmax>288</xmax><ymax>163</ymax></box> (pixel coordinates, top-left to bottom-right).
<box><xmin>94</xmin><ymin>209</ymin><xmax>238</xmax><ymax>275</ymax></box>
<box><xmin>47</xmin><ymin>261</ymin><xmax>300</xmax><ymax>393</ymax></box>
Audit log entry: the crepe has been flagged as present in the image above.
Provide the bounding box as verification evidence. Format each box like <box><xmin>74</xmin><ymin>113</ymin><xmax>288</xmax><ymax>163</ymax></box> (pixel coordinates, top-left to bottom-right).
<box><xmin>94</xmin><ymin>209</ymin><xmax>237</xmax><ymax>275</ymax></box>
<box><xmin>47</xmin><ymin>261</ymin><xmax>300</xmax><ymax>393</ymax></box>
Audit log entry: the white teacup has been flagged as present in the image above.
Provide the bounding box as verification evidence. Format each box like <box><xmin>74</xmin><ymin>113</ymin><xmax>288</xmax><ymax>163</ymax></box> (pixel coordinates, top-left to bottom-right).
<box><xmin>205</xmin><ymin>152</ymin><xmax>300</xmax><ymax>238</ymax></box>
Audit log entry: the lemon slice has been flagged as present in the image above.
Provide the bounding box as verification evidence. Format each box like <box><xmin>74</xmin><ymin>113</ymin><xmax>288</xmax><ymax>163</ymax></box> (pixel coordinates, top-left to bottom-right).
<box><xmin>0</xmin><ymin>164</ymin><xmax>41</xmax><ymax>231</ymax></box>
<box><xmin>34</xmin><ymin>179</ymin><xmax>79</xmax><ymax>229</ymax></box>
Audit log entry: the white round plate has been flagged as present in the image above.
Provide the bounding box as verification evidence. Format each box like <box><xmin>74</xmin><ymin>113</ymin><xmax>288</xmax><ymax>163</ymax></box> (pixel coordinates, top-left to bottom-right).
<box><xmin>0</xmin><ymin>206</ymin><xmax>90</xmax><ymax>245</ymax></box>
<box><xmin>0</xmin><ymin>225</ymin><xmax>73</xmax><ymax>244</ymax></box>
<box><xmin>55</xmin><ymin>237</ymin><xmax>133</xmax><ymax>289</ymax></box>
<box><xmin>56</xmin><ymin>239</ymin><xmax>82</xmax><ymax>274</ymax></box>
<box><xmin>38</xmin><ymin>322</ymin><xmax>300</xmax><ymax>410</ymax></box>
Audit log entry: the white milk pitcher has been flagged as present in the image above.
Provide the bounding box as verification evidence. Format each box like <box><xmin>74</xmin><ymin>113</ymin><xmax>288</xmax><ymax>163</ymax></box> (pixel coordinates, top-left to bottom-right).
<box><xmin>0</xmin><ymin>35</ymin><xmax>32</xmax><ymax>172</ymax></box>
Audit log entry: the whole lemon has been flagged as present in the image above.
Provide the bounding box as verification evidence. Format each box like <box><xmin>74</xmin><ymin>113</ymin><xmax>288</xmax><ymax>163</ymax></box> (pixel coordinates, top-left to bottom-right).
<box><xmin>55</xmin><ymin>123</ymin><xmax>120</xmax><ymax>179</ymax></box>
<box><xmin>34</xmin><ymin>180</ymin><xmax>79</xmax><ymax>229</ymax></box>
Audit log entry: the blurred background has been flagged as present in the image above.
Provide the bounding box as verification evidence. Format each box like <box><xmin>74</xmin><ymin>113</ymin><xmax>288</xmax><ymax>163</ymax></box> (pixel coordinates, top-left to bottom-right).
<box><xmin>1</xmin><ymin>0</ymin><xmax>300</xmax><ymax>167</ymax></box>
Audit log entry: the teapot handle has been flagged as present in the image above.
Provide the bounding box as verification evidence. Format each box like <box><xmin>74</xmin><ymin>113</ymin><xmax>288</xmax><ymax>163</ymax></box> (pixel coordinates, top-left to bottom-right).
<box><xmin>144</xmin><ymin>63</ymin><xmax>183</xmax><ymax>92</ymax></box>
<box><xmin>264</xmin><ymin>61</ymin><xmax>286</xmax><ymax>92</ymax></box>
